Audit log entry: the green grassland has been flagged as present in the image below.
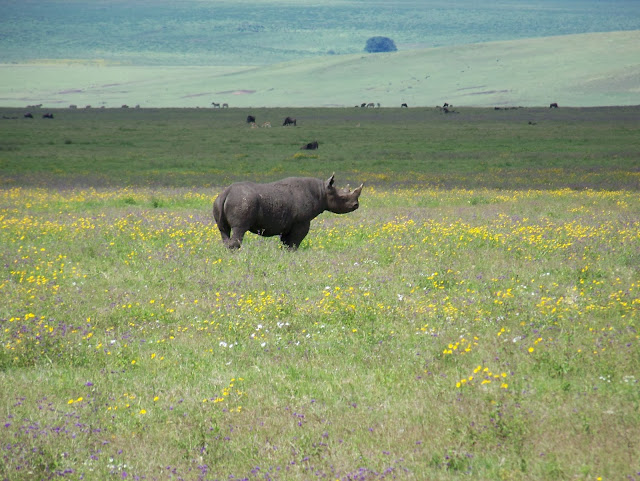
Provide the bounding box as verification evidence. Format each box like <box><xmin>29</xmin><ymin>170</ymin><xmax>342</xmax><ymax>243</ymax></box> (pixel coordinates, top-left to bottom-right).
<box><xmin>2</xmin><ymin>106</ymin><xmax>639</xmax><ymax>189</ymax></box>
<box><xmin>1</xmin><ymin>107</ymin><xmax>639</xmax><ymax>480</ymax></box>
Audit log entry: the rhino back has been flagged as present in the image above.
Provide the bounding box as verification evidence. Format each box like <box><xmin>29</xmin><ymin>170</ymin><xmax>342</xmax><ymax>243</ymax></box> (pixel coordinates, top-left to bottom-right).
<box><xmin>225</xmin><ymin>178</ymin><xmax>326</xmax><ymax>235</ymax></box>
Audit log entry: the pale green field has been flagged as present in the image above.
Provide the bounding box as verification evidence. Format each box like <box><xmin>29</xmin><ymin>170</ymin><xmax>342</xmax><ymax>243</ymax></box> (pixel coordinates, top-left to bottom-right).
<box><xmin>1</xmin><ymin>31</ymin><xmax>639</xmax><ymax>108</ymax></box>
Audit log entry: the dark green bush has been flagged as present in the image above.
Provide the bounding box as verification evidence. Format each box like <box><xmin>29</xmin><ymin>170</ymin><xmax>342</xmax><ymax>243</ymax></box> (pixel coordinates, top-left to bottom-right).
<box><xmin>364</xmin><ymin>36</ymin><xmax>397</xmax><ymax>53</ymax></box>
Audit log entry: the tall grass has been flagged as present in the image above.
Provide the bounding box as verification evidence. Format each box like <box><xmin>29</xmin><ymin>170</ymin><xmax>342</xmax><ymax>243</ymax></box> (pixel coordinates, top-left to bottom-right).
<box><xmin>1</xmin><ymin>107</ymin><xmax>639</xmax><ymax>480</ymax></box>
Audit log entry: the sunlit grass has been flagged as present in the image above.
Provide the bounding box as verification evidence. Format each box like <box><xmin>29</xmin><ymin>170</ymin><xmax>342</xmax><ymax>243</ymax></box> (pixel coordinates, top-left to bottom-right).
<box><xmin>1</xmin><ymin>183</ymin><xmax>638</xmax><ymax>480</ymax></box>
<box><xmin>1</xmin><ymin>106</ymin><xmax>638</xmax><ymax>479</ymax></box>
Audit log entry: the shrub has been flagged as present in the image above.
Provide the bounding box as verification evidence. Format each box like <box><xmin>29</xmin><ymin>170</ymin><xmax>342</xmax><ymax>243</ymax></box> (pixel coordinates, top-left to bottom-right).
<box><xmin>364</xmin><ymin>36</ymin><xmax>397</xmax><ymax>53</ymax></box>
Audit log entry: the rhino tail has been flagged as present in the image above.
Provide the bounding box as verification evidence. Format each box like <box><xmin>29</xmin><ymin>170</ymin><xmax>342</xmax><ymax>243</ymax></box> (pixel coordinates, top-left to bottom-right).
<box><xmin>213</xmin><ymin>188</ymin><xmax>231</xmax><ymax>235</ymax></box>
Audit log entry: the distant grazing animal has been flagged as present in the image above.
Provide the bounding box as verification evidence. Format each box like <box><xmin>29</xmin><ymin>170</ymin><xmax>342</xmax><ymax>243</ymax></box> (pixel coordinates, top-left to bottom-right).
<box><xmin>361</xmin><ymin>103</ymin><xmax>367</xmax><ymax>108</ymax></box>
<box><xmin>24</xmin><ymin>112</ymin><xmax>33</xmax><ymax>118</ymax></box>
<box><xmin>212</xmin><ymin>102</ymin><xmax>220</xmax><ymax>108</ymax></box>
<box><xmin>222</xmin><ymin>103</ymin><xmax>229</xmax><ymax>108</ymax></box>
<box><xmin>301</xmin><ymin>140</ymin><xmax>319</xmax><ymax>150</ymax></box>
<box><xmin>213</xmin><ymin>174</ymin><xmax>363</xmax><ymax>249</ymax></box>
<box><xmin>261</xmin><ymin>121</ymin><xmax>271</xmax><ymax>128</ymax></box>
<box><xmin>283</xmin><ymin>116</ymin><xmax>296</xmax><ymax>126</ymax></box>
<box><xmin>247</xmin><ymin>115</ymin><xmax>256</xmax><ymax>123</ymax></box>
<box><xmin>549</xmin><ymin>102</ymin><xmax>558</xmax><ymax>108</ymax></box>
<box><xmin>42</xmin><ymin>113</ymin><xmax>54</xmax><ymax>119</ymax></box>
<box><xmin>401</xmin><ymin>103</ymin><xmax>408</xmax><ymax>108</ymax></box>
<box><xmin>366</xmin><ymin>103</ymin><xmax>375</xmax><ymax>108</ymax></box>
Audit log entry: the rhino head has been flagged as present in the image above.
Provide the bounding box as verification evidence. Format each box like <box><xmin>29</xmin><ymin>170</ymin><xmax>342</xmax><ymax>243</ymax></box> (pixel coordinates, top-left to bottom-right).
<box><xmin>325</xmin><ymin>174</ymin><xmax>363</xmax><ymax>214</ymax></box>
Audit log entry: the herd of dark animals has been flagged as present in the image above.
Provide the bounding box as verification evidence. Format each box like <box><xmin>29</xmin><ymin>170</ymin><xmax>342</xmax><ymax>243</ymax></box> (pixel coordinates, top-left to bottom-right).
<box><xmin>246</xmin><ymin>115</ymin><xmax>297</xmax><ymax>127</ymax></box>
<box><xmin>350</xmin><ymin>101</ymin><xmax>561</xmax><ymax>113</ymax></box>
<box><xmin>5</xmin><ymin>101</ymin><xmax>560</xmax><ymax>160</ymax></box>
<box><xmin>220</xmin><ymin>101</ymin><xmax>564</xmax><ymax>249</ymax></box>
<box><xmin>352</xmin><ymin>101</ymin><xmax>561</xmax><ymax>111</ymax></box>
<box><xmin>0</xmin><ymin>111</ymin><xmax>56</xmax><ymax>120</ymax></box>
<box><xmin>8</xmin><ymin>102</ymin><xmax>561</xmax><ymax>122</ymax></box>
<box><xmin>2</xmin><ymin>112</ymin><xmax>56</xmax><ymax>119</ymax></box>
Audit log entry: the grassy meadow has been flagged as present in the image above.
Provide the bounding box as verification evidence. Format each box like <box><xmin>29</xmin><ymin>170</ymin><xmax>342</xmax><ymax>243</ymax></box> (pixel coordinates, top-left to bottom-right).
<box><xmin>1</xmin><ymin>106</ymin><xmax>639</xmax><ymax>480</ymax></box>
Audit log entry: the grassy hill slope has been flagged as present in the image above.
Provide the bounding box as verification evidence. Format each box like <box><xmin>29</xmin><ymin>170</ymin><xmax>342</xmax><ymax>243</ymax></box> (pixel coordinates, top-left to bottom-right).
<box><xmin>1</xmin><ymin>31</ymin><xmax>638</xmax><ymax>108</ymax></box>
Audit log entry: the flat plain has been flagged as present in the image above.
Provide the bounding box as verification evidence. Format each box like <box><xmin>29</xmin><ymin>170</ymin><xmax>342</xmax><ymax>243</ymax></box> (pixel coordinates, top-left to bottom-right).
<box><xmin>1</xmin><ymin>106</ymin><xmax>639</xmax><ymax>480</ymax></box>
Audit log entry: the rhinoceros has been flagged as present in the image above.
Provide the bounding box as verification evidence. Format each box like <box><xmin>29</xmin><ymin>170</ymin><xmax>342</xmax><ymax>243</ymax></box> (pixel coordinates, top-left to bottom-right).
<box><xmin>213</xmin><ymin>174</ymin><xmax>363</xmax><ymax>249</ymax></box>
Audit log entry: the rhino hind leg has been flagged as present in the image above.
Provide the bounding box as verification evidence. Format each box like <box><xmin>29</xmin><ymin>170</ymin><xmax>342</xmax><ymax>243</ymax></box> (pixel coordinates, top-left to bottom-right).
<box><xmin>213</xmin><ymin>194</ymin><xmax>233</xmax><ymax>247</ymax></box>
<box><xmin>228</xmin><ymin>228</ymin><xmax>248</xmax><ymax>249</ymax></box>
<box><xmin>214</xmin><ymin>212</ymin><xmax>234</xmax><ymax>247</ymax></box>
<box><xmin>215</xmin><ymin>217</ymin><xmax>246</xmax><ymax>249</ymax></box>
<box><xmin>216</xmin><ymin>222</ymin><xmax>230</xmax><ymax>242</ymax></box>
<box><xmin>281</xmin><ymin>222</ymin><xmax>310</xmax><ymax>249</ymax></box>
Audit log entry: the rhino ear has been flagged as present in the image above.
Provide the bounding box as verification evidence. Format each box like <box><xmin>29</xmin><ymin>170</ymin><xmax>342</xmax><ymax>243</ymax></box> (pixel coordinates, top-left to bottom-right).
<box><xmin>326</xmin><ymin>173</ymin><xmax>335</xmax><ymax>188</ymax></box>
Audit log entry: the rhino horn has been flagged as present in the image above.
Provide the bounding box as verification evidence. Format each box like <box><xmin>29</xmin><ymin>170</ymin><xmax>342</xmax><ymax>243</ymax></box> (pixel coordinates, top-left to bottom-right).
<box><xmin>354</xmin><ymin>183</ymin><xmax>364</xmax><ymax>195</ymax></box>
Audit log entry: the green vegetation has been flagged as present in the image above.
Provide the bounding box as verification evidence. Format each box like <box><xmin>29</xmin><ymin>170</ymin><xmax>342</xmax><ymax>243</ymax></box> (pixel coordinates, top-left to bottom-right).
<box><xmin>1</xmin><ymin>106</ymin><xmax>638</xmax><ymax>189</ymax></box>
<box><xmin>1</xmin><ymin>107</ymin><xmax>639</xmax><ymax>480</ymax></box>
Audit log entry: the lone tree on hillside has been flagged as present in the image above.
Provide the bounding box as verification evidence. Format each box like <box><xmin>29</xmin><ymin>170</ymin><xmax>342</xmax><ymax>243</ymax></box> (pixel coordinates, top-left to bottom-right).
<box><xmin>364</xmin><ymin>36</ymin><xmax>397</xmax><ymax>53</ymax></box>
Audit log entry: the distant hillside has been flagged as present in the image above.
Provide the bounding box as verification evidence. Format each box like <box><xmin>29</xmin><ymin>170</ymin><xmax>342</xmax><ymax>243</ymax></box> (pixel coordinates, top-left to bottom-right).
<box><xmin>1</xmin><ymin>0</ymin><xmax>639</xmax><ymax>66</ymax></box>
<box><xmin>1</xmin><ymin>31</ymin><xmax>638</xmax><ymax>108</ymax></box>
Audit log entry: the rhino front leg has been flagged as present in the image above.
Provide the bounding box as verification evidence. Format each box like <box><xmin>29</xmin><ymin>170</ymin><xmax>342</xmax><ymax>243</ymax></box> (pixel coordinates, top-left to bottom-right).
<box><xmin>281</xmin><ymin>221</ymin><xmax>310</xmax><ymax>249</ymax></box>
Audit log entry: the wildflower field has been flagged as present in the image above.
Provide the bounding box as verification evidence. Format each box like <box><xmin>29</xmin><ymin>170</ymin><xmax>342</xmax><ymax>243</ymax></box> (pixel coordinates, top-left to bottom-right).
<box><xmin>1</xmin><ymin>107</ymin><xmax>639</xmax><ymax>480</ymax></box>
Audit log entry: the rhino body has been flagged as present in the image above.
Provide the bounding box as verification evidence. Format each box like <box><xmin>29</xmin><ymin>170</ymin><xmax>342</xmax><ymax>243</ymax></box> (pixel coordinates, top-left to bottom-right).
<box><xmin>213</xmin><ymin>174</ymin><xmax>362</xmax><ymax>249</ymax></box>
